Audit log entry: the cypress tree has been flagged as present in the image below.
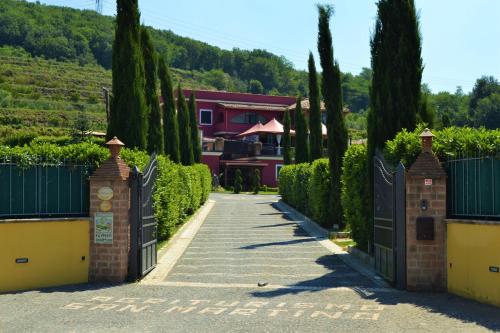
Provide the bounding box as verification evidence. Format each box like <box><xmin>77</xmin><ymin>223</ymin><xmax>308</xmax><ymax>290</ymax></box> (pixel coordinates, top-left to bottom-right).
<box><xmin>283</xmin><ymin>108</ymin><xmax>292</xmax><ymax>165</ymax></box>
<box><xmin>294</xmin><ymin>96</ymin><xmax>310</xmax><ymax>164</ymax></box>
<box><xmin>308</xmin><ymin>52</ymin><xmax>322</xmax><ymax>161</ymax></box>
<box><xmin>368</xmin><ymin>0</ymin><xmax>423</xmax><ymax>157</ymax></box>
<box><xmin>158</xmin><ymin>58</ymin><xmax>180</xmax><ymax>163</ymax></box>
<box><xmin>108</xmin><ymin>0</ymin><xmax>147</xmax><ymax>149</ymax></box>
<box><xmin>188</xmin><ymin>92</ymin><xmax>202</xmax><ymax>163</ymax></box>
<box><xmin>177</xmin><ymin>85</ymin><xmax>194</xmax><ymax>166</ymax></box>
<box><xmin>234</xmin><ymin>169</ymin><xmax>243</xmax><ymax>194</ymax></box>
<box><xmin>141</xmin><ymin>27</ymin><xmax>163</xmax><ymax>154</ymax></box>
<box><xmin>317</xmin><ymin>5</ymin><xmax>348</xmax><ymax>228</ymax></box>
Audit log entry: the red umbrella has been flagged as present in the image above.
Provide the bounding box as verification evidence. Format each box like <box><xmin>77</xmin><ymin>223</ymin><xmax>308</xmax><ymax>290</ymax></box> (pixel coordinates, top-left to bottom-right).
<box><xmin>236</xmin><ymin>122</ymin><xmax>264</xmax><ymax>137</ymax></box>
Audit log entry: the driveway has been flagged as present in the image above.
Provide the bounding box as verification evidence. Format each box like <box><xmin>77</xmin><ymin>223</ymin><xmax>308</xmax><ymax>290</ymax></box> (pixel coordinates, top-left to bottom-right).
<box><xmin>0</xmin><ymin>193</ymin><xmax>498</xmax><ymax>332</ymax></box>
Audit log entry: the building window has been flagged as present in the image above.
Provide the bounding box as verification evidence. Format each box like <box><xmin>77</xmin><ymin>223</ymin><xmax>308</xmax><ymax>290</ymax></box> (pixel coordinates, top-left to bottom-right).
<box><xmin>276</xmin><ymin>164</ymin><xmax>283</xmax><ymax>180</ymax></box>
<box><xmin>200</xmin><ymin>109</ymin><xmax>213</xmax><ymax>125</ymax></box>
<box><xmin>231</xmin><ymin>112</ymin><xmax>267</xmax><ymax>124</ymax></box>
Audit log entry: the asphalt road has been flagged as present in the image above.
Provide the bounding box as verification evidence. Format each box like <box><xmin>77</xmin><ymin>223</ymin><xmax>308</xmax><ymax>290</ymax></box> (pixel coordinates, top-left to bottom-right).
<box><xmin>0</xmin><ymin>193</ymin><xmax>499</xmax><ymax>333</ymax></box>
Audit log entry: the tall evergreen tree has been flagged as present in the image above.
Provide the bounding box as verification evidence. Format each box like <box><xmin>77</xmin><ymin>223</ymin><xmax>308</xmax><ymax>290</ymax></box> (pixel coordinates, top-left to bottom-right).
<box><xmin>308</xmin><ymin>52</ymin><xmax>322</xmax><ymax>161</ymax></box>
<box><xmin>158</xmin><ymin>57</ymin><xmax>180</xmax><ymax>163</ymax></box>
<box><xmin>368</xmin><ymin>0</ymin><xmax>423</xmax><ymax>158</ymax></box>
<box><xmin>283</xmin><ymin>108</ymin><xmax>292</xmax><ymax>165</ymax></box>
<box><xmin>294</xmin><ymin>96</ymin><xmax>310</xmax><ymax>164</ymax></box>
<box><xmin>107</xmin><ymin>0</ymin><xmax>147</xmax><ymax>149</ymax></box>
<box><xmin>177</xmin><ymin>85</ymin><xmax>194</xmax><ymax>166</ymax></box>
<box><xmin>141</xmin><ymin>27</ymin><xmax>163</xmax><ymax>154</ymax></box>
<box><xmin>188</xmin><ymin>92</ymin><xmax>202</xmax><ymax>163</ymax></box>
<box><xmin>317</xmin><ymin>5</ymin><xmax>348</xmax><ymax>228</ymax></box>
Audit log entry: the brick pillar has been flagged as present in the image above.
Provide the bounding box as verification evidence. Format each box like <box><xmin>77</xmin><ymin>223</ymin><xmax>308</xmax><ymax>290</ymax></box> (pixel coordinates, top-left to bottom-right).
<box><xmin>89</xmin><ymin>137</ymin><xmax>131</xmax><ymax>282</ymax></box>
<box><xmin>406</xmin><ymin>129</ymin><xmax>447</xmax><ymax>291</ymax></box>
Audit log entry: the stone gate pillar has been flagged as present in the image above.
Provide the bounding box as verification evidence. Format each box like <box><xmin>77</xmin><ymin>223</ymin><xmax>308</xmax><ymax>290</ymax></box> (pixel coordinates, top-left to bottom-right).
<box><xmin>405</xmin><ymin>129</ymin><xmax>447</xmax><ymax>291</ymax></box>
<box><xmin>89</xmin><ymin>137</ymin><xmax>131</xmax><ymax>282</ymax></box>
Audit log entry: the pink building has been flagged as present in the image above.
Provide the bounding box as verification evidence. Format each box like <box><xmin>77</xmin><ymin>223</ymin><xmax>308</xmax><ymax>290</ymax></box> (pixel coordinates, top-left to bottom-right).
<box><xmin>183</xmin><ymin>89</ymin><xmax>297</xmax><ymax>188</ymax></box>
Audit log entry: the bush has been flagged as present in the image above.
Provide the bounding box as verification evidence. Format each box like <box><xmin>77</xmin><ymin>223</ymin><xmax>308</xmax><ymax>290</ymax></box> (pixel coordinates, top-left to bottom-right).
<box><xmin>153</xmin><ymin>157</ymin><xmax>211</xmax><ymax>240</ymax></box>
<box><xmin>385</xmin><ymin>125</ymin><xmax>500</xmax><ymax>167</ymax></box>
<box><xmin>234</xmin><ymin>169</ymin><xmax>242</xmax><ymax>193</ymax></box>
<box><xmin>308</xmin><ymin>159</ymin><xmax>330</xmax><ymax>228</ymax></box>
<box><xmin>252</xmin><ymin>169</ymin><xmax>260</xmax><ymax>194</ymax></box>
<box><xmin>0</xmin><ymin>142</ymin><xmax>211</xmax><ymax>242</ymax></box>
<box><xmin>278</xmin><ymin>163</ymin><xmax>312</xmax><ymax>217</ymax></box>
<box><xmin>341</xmin><ymin>145</ymin><xmax>370</xmax><ymax>251</ymax></box>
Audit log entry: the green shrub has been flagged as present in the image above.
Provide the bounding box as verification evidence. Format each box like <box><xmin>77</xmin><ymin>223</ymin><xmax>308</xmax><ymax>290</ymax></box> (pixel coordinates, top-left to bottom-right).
<box><xmin>341</xmin><ymin>144</ymin><xmax>370</xmax><ymax>251</ymax></box>
<box><xmin>153</xmin><ymin>157</ymin><xmax>211</xmax><ymax>240</ymax></box>
<box><xmin>234</xmin><ymin>169</ymin><xmax>242</xmax><ymax>194</ymax></box>
<box><xmin>385</xmin><ymin>126</ymin><xmax>500</xmax><ymax>167</ymax></box>
<box><xmin>252</xmin><ymin>169</ymin><xmax>260</xmax><ymax>194</ymax></box>
<box><xmin>278</xmin><ymin>163</ymin><xmax>312</xmax><ymax>216</ymax></box>
<box><xmin>308</xmin><ymin>159</ymin><xmax>330</xmax><ymax>228</ymax></box>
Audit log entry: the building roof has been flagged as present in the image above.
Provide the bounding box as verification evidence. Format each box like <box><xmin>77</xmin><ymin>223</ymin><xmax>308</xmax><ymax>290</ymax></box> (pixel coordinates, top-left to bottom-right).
<box><xmin>289</xmin><ymin>98</ymin><xmax>350</xmax><ymax>115</ymax></box>
<box><xmin>217</xmin><ymin>102</ymin><xmax>288</xmax><ymax>112</ymax></box>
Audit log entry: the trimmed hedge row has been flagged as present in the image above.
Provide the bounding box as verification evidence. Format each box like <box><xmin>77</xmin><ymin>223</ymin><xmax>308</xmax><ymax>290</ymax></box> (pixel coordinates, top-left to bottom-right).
<box><xmin>341</xmin><ymin>144</ymin><xmax>370</xmax><ymax>251</ymax></box>
<box><xmin>154</xmin><ymin>156</ymin><xmax>211</xmax><ymax>240</ymax></box>
<box><xmin>0</xmin><ymin>142</ymin><xmax>211</xmax><ymax>241</ymax></box>
<box><xmin>280</xmin><ymin>126</ymin><xmax>500</xmax><ymax>253</ymax></box>
<box><xmin>279</xmin><ymin>159</ymin><xmax>331</xmax><ymax>228</ymax></box>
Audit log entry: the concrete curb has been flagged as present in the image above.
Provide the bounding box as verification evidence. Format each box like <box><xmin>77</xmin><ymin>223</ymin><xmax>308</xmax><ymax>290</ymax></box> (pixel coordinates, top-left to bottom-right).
<box><xmin>274</xmin><ymin>200</ymin><xmax>389</xmax><ymax>288</ymax></box>
<box><xmin>141</xmin><ymin>199</ymin><xmax>216</xmax><ymax>284</ymax></box>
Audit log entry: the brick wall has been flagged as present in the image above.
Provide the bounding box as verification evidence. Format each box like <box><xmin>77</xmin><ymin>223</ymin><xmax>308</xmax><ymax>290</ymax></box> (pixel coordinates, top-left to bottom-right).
<box><xmin>405</xmin><ymin>175</ymin><xmax>447</xmax><ymax>291</ymax></box>
<box><xmin>89</xmin><ymin>179</ymin><xmax>130</xmax><ymax>282</ymax></box>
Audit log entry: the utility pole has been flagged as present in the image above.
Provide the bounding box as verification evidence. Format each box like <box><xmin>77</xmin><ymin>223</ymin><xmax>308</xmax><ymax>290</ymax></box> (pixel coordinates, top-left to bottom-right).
<box><xmin>95</xmin><ymin>0</ymin><xmax>103</xmax><ymax>13</ymax></box>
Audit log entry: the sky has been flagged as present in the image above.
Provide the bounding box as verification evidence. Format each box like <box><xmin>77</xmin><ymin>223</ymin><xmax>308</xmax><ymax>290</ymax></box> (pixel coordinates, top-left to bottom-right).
<box><xmin>33</xmin><ymin>0</ymin><xmax>500</xmax><ymax>93</ymax></box>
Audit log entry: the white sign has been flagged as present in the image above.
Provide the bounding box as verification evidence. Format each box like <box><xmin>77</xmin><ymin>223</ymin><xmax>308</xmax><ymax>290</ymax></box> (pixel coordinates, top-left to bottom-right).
<box><xmin>424</xmin><ymin>178</ymin><xmax>433</xmax><ymax>186</ymax></box>
<box><xmin>95</xmin><ymin>212</ymin><xmax>113</xmax><ymax>244</ymax></box>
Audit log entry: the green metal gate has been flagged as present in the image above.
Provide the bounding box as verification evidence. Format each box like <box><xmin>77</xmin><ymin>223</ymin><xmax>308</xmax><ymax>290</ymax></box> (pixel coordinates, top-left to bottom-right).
<box><xmin>446</xmin><ymin>156</ymin><xmax>500</xmax><ymax>219</ymax></box>
<box><xmin>0</xmin><ymin>163</ymin><xmax>92</xmax><ymax>218</ymax></box>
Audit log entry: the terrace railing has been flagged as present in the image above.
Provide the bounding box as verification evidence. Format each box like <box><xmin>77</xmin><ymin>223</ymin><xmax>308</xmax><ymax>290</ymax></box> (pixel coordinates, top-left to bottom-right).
<box><xmin>445</xmin><ymin>155</ymin><xmax>500</xmax><ymax>219</ymax></box>
<box><xmin>0</xmin><ymin>160</ymin><xmax>93</xmax><ymax>219</ymax></box>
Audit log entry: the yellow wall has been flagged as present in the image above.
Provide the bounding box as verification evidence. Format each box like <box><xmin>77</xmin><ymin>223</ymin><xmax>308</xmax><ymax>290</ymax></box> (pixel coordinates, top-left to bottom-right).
<box><xmin>447</xmin><ymin>221</ymin><xmax>500</xmax><ymax>307</ymax></box>
<box><xmin>0</xmin><ymin>219</ymin><xmax>89</xmax><ymax>293</ymax></box>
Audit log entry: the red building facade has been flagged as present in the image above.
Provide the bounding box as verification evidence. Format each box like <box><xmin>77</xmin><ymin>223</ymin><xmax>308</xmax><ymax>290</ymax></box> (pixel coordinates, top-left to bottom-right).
<box><xmin>183</xmin><ymin>90</ymin><xmax>296</xmax><ymax>188</ymax></box>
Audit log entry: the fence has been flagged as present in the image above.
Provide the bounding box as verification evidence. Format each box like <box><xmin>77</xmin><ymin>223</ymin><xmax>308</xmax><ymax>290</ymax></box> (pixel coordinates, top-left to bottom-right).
<box><xmin>0</xmin><ymin>161</ymin><xmax>93</xmax><ymax>219</ymax></box>
<box><xmin>445</xmin><ymin>155</ymin><xmax>500</xmax><ymax>219</ymax></box>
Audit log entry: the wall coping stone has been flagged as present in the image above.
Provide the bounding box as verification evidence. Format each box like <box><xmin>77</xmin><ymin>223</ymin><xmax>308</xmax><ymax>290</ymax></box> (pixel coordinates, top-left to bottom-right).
<box><xmin>0</xmin><ymin>217</ymin><xmax>91</xmax><ymax>224</ymax></box>
<box><xmin>446</xmin><ymin>219</ymin><xmax>500</xmax><ymax>226</ymax></box>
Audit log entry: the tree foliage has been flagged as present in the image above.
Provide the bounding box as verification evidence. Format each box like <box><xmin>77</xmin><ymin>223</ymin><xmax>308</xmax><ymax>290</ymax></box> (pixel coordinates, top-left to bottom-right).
<box><xmin>294</xmin><ymin>96</ymin><xmax>310</xmax><ymax>164</ymax></box>
<box><xmin>108</xmin><ymin>0</ymin><xmax>147</xmax><ymax>149</ymax></box>
<box><xmin>368</xmin><ymin>0</ymin><xmax>423</xmax><ymax>157</ymax></box>
<box><xmin>141</xmin><ymin>27</ymin><xmax>164</xmax><ymax>154</ymax></box>
<box><xmin>308</xmin><ymin>53</ymin><xmax>322</xmax><ymax>161</ymax></box>
<box><xmin>283</xmin><ymin>108</ymin><xmax>292</xmax><ymax>165</ymax></box>
<box><xmin>317</xmin><ymin>4</ymin><xmax>347</xmax><ymax>228</ymax></box>
<box><xmin>159</xmin><ymin>57</ymin><xmax>180</xmax><ymax>163</ymax></box>
<box><xmin>177</xmin><ymin>85</ymin><xmax>194</xmax><ymax>166</ymax></box>
<box><xmin>233</xmin><ymin>169</ymin><xmax>243</xmax><ymax>194</ymax></box>
<box><xmin>188</xmin><ymin>92</ymin><xmax>201</xmax><ymax>163</ymax></box>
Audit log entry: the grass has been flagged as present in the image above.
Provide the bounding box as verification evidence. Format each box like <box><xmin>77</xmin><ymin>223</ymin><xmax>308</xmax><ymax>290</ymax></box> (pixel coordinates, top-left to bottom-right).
<box><xmin>331</xmin><ymin>238</ymin><xmax>357</xmax><ymax>250</ymax></box>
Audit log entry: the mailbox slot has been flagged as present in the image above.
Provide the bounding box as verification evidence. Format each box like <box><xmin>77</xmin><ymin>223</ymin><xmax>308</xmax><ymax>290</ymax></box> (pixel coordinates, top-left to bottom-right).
<box><xmin>416</xmin><ymin>216</ymin><xmax>434</xmax><ymax>240</ymax></box>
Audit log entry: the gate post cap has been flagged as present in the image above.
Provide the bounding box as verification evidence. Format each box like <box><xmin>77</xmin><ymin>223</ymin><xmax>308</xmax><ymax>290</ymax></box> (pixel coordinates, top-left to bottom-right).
<box><xmin>106</xmin><ymin>137</ymin><xmax>125</xmax><ymax>159</ymax></box>
<box><xmin>420</xmin><ymin>128</ymin><xmax>435</xmax><ymax>138</ymax></box>
<box><xmin>420</xmin><ymin>128</ymin><xmax>434</xmax><ymax>152</ymax></box>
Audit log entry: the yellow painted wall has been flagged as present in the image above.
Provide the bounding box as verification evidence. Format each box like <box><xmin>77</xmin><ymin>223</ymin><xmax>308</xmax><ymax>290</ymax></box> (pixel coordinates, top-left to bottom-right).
<box><xmin>0</xmin><ymin>219</ymin><xmax>89</xmax><ymax>293</ymax></box>
<box><xmin>447</xmin><ymin>221</ymin><xmax>500</xmax><ymax>307</ymax></box>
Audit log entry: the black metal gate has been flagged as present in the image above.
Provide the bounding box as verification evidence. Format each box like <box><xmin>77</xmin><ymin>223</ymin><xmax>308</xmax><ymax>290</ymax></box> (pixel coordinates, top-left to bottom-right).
<box><xmin>373</xmin><ymin>153</ymin><xmax>406</xmax><ymax>289</ymax></box>
<box><xmin>129</xmin><ymin>154</ymin><xmax>158</xmax><ymax>280</ymax></box>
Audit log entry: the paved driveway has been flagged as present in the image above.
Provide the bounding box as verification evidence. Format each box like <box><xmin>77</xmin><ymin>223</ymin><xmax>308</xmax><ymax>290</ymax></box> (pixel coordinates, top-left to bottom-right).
<box><xmin>0</xmin><ymin>193</ymin><xmax>499</xmax><ymax>332</ymax></box>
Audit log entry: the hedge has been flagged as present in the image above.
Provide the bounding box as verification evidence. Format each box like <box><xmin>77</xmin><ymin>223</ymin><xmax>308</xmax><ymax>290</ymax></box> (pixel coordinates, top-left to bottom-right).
<box><xmin>0</xmin><ymin>141</ymin><xmax>211</xmax><ymax>241</ymax></box>
<box><xmin>278</xmin><ymin>159</ymin><xmax>331</xmax><ymax>228</ymax></box>
<box><xmin>385</xmin><ymin>125</ymin><xmax>500</xmax><ymax>167</ymax></box>
<box><xmin>153</xmin><ymin>156</ymin><xmax>211</xmax><ymax>240</ymax></box>
<box><xmin>341</xmin><ymin>144</ymin><xmax>370</xmax><ymax>251</ymax></box>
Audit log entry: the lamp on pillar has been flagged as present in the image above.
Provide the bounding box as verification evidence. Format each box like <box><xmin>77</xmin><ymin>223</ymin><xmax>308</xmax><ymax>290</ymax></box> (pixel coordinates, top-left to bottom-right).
<box><xmin>106</xmin><ymin>136</ymin><xmax>125</xmax><ymax>159</ymax></box>
<box><xmin>420</xmin><ymin>128</ymin><xmax>434</xmax><ymax>152</ymax></box>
